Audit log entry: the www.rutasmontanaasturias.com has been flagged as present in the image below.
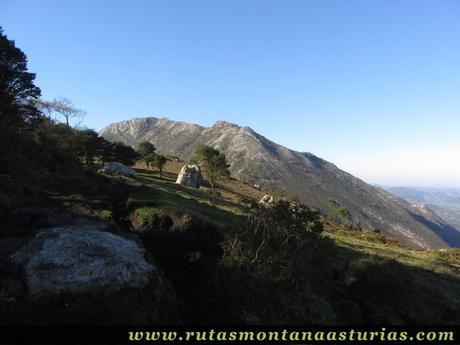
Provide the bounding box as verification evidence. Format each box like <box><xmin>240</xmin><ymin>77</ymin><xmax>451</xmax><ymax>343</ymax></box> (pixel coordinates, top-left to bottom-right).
<box><xmin>128</xmin><ymin>328</ymin><xmax>455</xmax><ymax>343</ymax></box>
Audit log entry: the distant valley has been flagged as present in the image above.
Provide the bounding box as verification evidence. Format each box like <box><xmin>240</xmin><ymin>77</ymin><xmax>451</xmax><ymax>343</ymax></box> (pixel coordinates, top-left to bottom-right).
<box><xmin>383</xmin><ymin>186</ymin><xmax>460</xmax><ymax>231</ymax></box>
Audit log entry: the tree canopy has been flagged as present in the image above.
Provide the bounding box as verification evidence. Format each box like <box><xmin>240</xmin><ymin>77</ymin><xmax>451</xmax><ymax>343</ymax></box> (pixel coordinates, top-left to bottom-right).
<box><xmin>192</xmin><ymin>144</ymin><xmax>230</xmax><ymax>189</ymax></box>
<box><xmin>0</xmin><ymin>26</ymin><xmax>140</xmax><ymax>184</ymax></box>
<box><xmin>152</xmin><ymin>154</ymin><xmax>167</xmax><ymax>178</ymax></box>
<box><xmin>135</xmin><ymin>141</ymin><xmax>156</xmax><ymax>171</ymax></box>
<box><xmin>0</xmin><ymin>27</ymin><xmax>42</xmax><ymax>175</ymax></box>
<box><xmin>111</xmin><ymin>142</ymin><xmax>138</xmax><ymax>166</ymax></box>
<box><xmin>0</xmin><ymin>27</ymin><xmax>41</xmax><ymax>129</ymax></box>
<box><xmin>35</xmin><ymin>97</ymin><xmax>86</xmax><ymax>128</ymax></box>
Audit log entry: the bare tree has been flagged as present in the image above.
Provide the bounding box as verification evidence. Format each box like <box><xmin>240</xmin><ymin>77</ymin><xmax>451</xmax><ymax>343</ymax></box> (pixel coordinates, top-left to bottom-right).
<box><xmin>35</xmin><ymin>97</ymin><xmax>86</xmax><ymax>128</ymax></box>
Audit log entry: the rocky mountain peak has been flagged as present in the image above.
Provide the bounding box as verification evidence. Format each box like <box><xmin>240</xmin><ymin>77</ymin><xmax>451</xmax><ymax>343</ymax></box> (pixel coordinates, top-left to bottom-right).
<box><xmin>211</xmin><ymin>120</ymin><xmax>240</xmax><ymax>129</ymax></box>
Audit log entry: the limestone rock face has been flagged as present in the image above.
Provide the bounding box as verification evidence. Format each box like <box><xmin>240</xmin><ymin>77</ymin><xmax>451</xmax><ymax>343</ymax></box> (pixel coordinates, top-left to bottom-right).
<box><xmin>99</xmin><ymin>162</ymin><xmax>138</xmax><ymax>178</ymax></box>
<box><xmin>11</xmin><ymin>227</ymin><xmax>155</xmax><ymax>296</ymax></box>
<box><xmin>175</xmin><ymin>165</ymin><xmax>202</xmax><ymax>188</ymax></box>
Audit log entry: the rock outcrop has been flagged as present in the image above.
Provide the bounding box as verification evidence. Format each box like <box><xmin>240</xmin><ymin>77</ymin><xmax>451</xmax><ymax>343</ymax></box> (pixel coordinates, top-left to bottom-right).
<box><xmin>175</xmin><ymin>165</ymin><xmax>202</xmax><ymax>188</ymax></box>
<box><xmin>11</xmin><ymin>227</ymin><xmax>154</xmax><ymax>296</ymax></box>
<box><xmin>98</xmin><ymin>162</ymin><xmax>138</xmax><ymax>178</ymax></box>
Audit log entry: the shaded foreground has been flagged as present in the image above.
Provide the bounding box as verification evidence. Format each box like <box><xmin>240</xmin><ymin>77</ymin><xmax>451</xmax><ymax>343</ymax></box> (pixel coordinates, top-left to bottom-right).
<box><xmin>1</xmin><ymin>161</ymin><xmax>459</xmax><ymax>325</ymax></box>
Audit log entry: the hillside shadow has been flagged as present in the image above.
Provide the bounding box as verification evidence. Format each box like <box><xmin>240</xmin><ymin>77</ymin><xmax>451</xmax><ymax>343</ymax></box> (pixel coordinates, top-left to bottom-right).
<box><xmin>329</xmin><ymin>243</ymin><xmax>460</xmax><ymax>324</ymax></box>
<box><xmin>212</xmin><ymin>235</ymin><xmax>460</xmax><ymax>325</ymax></box>
<box><xmin>409</xmin><ymin>210</ymin><xmax>460</xmax><ymax>247</ymax></box>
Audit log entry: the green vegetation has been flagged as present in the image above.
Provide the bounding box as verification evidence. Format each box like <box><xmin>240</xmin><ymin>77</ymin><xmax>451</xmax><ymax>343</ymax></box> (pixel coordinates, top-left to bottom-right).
<box><xmin>78</xmin><ymin>129</ymin><xmax>106</xmax><ymax>165</ymax></box>
<box><xmin>136</xmin><ymin>141</ymin><xmax>156</xmax><ymax>171</ymax></box>
<box><xmin>132</xmin><ymin>206</ymin><xmax>164</xmax><ymax>223</ymax></box>
<box><xmin>98</xmin><ymin>209</ymin><xmax>113</xmax><ymax>220</ymax></box>
<box><xmin>0</xmin><ymin>26</ymin><xmax>139</xmax><ymax>190</ymax></box>
<box><xmin>0</xmin><ymin>27</ymin><xmax>44</xmax><ymax>179</ymax></box>
<box><xmin>135</xmin><ymin>142</ymin><xmax>167</xmax><ymax>177</ymax></box>
<box><xmin>191</xmin><ymin>144</ymin><xmax>230</xmax><ymax>189</ymax></box>
<box><xmin>329</xmin><ymin>199</ymin><xmax>353</xmax><ymax>227</ymax></box>
<box><xmin>121</xmin><ymin>161</ymin><xmax>460</xmax><ymax>324</ymax></box>
<box><xmin>2</xmin><ymin>25</ymin><xmax>460</xmax><ymax>325</ymax></box>
<box><xmin>152</xmin><ymin>154</ymin><xmax>167</xmax><ymax>178</ymax></box>
<box><xmin>127</xmin><ymin>172</ymin><xmax>243</xmax><ymax>228</ymax></box>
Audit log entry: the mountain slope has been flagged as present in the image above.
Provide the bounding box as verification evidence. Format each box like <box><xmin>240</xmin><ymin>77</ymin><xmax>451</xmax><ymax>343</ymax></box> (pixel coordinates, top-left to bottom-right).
<box><xmin>100</xmin><ymin>117</ymin><xmax>460</xmax><ymax>249</ymax></box>
<box><xmin>382</xmin><ymin>186</ymin><xmax>460</xmax><ymax>245</ymax></box>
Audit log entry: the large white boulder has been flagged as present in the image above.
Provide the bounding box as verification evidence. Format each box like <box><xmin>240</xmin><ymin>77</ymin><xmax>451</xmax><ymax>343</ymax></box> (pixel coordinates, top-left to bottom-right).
<box><xmin>175</xmin><ymin>165</ymin><xmax>203</xmax><ymax>188</ymax></box>
<box><xmin>259</xmin><ymin>194</ymin><xmax>274</xmax><ymax>207</ymax></box>
<box><xmin>99</xmin><ymin>162</ymin><xmax>138</xmax><ymax>178</ymax></box>
<box><xmin>11</xmin><ymin>227</ymin><xmax>155</xmax><ymax>296</ymax></box>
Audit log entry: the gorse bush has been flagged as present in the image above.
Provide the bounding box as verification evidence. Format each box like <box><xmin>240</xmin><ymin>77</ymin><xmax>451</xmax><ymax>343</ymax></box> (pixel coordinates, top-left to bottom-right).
<box><xmin>235</xmin><ymin>200</ymin><xmax>324</xmax><ymax>275</ymax></box>
<box><xmin>220</xmin><ymin>200</ymin><xmax>337</xmax><ymax>323</ymax></box>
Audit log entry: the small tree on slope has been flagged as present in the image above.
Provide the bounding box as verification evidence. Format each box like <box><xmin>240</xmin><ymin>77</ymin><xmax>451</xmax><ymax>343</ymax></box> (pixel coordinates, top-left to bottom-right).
<box><xmin>192</xmin><ymin>144</ymin><xmax>230</xmax><ymax>189</ymax></box>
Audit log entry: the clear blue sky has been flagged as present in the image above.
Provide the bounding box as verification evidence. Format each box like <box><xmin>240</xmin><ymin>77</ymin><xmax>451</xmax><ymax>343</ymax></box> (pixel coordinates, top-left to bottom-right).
<box><xmin>2</xmin><ymin>0</ymin><xmax>460</xmax><ymax>187</ymax></box>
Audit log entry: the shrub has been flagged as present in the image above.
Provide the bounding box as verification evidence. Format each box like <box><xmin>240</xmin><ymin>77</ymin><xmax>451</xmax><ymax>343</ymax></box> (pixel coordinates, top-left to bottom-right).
<box><xmin>219</xmin><ymin>200</ymin><xmax>337</xmax><ymax>323</ymax></box>
<box><xmin>237</xmin><ymin>195</ymin><xmax>257</xmax><ymax>209</ymax></box>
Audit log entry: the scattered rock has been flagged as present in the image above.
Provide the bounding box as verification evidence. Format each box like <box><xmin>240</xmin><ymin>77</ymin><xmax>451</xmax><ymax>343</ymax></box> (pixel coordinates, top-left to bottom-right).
<box><xmin>98</xmin><ymin>162</ymin><xmax>138</xmax><ymax>178</ymax></box>
<box><xmin>253</xmin><ymin>184</ymin><xmax>261</xmax><ymax>191</ymax></box>
<box><xmin>258</xmin><ymin>194</ymin><xmax>274</xmax><ymax>207</ymax></box>
<box><xmin>11</xmin><ymin>227</ymin><xmax>155</xmax><ymax>296</ymax></box>
<box><xmin>175</xmin><ymin>165</ymin><xmax>203</xmax><ymax>188</ymax></box>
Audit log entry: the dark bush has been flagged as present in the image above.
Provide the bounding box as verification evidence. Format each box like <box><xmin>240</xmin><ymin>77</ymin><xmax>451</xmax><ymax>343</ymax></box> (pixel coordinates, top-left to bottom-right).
<box><xmin>219</xmin><ymin>200</ymin><xmax>337</xmax><ymax>323</ymax></box>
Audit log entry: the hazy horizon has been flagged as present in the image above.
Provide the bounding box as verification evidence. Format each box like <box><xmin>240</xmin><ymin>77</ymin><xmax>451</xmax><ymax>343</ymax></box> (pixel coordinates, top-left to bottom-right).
<box><xmin>2</xmin><ymin>0</ymin><xmax>459</xmax><ymax>188</ymax></box>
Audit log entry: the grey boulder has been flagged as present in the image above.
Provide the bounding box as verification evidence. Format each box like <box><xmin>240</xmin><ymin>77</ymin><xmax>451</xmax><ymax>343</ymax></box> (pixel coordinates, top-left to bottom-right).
<box><xmin>98</xmin><ymin>162</ymin><xmax>138</xmax><ymax>178</ymax></box>
<box><xmin>11</xmin><ymin>227</ymin><xmax>155</xmax><ymax>296</ymax></box>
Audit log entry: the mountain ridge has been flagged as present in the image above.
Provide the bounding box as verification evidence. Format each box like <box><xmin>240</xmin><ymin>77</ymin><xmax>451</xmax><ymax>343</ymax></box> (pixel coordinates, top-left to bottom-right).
<box><xmin>100</xmin><ymin>116</ymin><xmax>460</xmax><ymax>249</ymax></box>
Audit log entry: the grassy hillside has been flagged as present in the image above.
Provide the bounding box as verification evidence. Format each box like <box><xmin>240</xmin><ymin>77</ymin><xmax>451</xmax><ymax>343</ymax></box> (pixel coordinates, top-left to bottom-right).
<box><xmin>123</xmin><ymin>159</ymin><xmax>460</xmax><ymax>324</ymax></box>
<box><xmin>132</xmin><ymin>159</ymin><xmax>460</xmax><ymax>277</ymax></box>
<box><xmin>128</xmin><ymin>160</ymin><xmax>265</xmax><ymax>225</ymax></box>
<box><xmin>2</xmin><ymin>157</ymin><xmax>460</xmax><ymax>325</ymax></box>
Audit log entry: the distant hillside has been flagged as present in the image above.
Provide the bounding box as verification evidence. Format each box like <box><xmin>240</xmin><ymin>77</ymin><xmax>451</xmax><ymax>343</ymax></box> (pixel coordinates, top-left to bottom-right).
<box><xmin>384</xmin><ymin>186</ymin><xmax>460</xmax><ymax>238</ymax></box>
<box><xmin>100</xmin><ymin>117</ymin><xmax>460</xmax><ymax>249</ymax></box>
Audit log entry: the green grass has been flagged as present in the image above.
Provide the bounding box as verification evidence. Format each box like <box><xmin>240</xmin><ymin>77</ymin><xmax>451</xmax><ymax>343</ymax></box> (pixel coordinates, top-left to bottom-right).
<box><xmin>127</xmin><ymin>167</ymin><xmax>460</xmax><ymax>279</ymax></box>
<box><xmin>109</xmin><ymin>163</ymin><xmax>460</xmax><ymax>324</ymax></box>
<box><xmin>132</xmin><ymin>206</ymin><xmax>164</xmax><ymax>223</ymax></box>
<box><xmin>98</xmin><ymin>209</ymin><xmax>113</xmax><ymax>220</ymax></box>
<box><xmin>127</xmin><ymin>172</ymin><xmax>244</xmax><ymax>228</ymax></box>
<box><xmin>126</xmin><ymin>164</ymin><xmax>460</xmax><ymax>284</ymax></box>
<box><xmin>325</xmin><ymin>227</ymin><xmax>460</xmax><ymax>278</ymax></box>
